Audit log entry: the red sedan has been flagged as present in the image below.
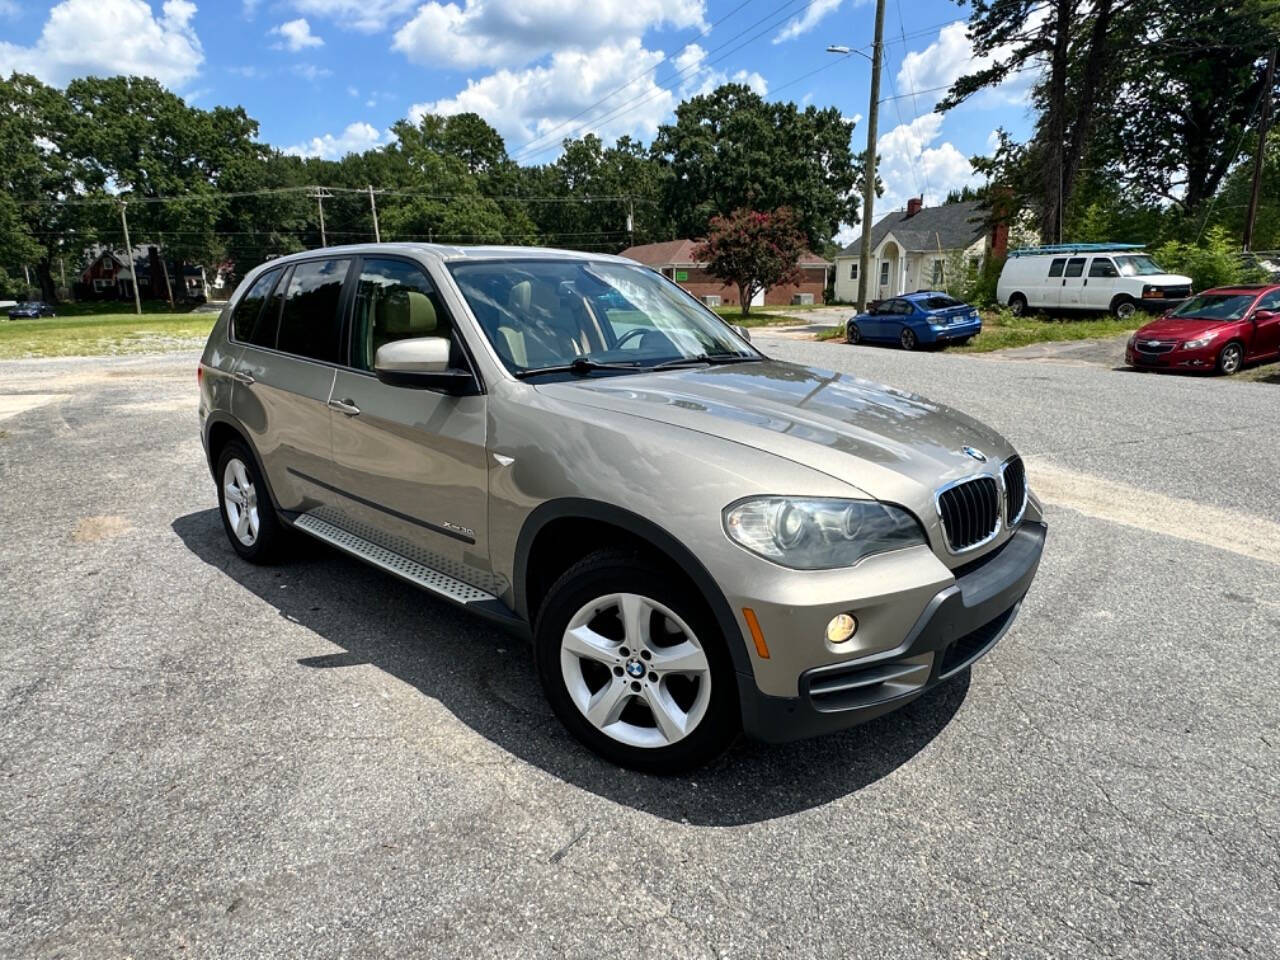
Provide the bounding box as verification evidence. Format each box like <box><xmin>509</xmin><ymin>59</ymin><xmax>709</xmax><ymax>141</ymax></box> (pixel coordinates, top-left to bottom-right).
<box><xmin>1125</xmin><ymin>284</ymin><xmax>1280</xmax><ymax>375</ymax></box>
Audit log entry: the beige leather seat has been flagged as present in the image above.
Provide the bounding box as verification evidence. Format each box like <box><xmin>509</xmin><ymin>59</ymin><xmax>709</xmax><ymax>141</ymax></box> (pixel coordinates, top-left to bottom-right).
<box><xmin>370</xmin><ymin>289</ymin><xmax>437</xmax><ymax>366</ymax></box>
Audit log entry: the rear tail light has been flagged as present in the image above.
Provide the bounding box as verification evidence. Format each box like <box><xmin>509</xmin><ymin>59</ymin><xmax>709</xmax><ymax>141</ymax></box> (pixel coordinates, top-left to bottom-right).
<box><xmin>197</xmin><ymin>366</ymin><xmax>204</xmax><ymax>387</ymax></box>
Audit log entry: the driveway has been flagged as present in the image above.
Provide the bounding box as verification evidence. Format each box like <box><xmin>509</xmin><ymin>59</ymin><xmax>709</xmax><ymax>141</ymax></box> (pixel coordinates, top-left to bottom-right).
<box><xmin>1</xmin><ymin>346</ymin><xmax>1276</xmax><ymax>958</ymax></box>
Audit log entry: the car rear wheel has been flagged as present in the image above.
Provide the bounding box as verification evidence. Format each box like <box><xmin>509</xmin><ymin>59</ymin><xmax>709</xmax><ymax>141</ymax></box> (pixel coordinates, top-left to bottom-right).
<box><xmin>216</xmin><ymin>442</ymin><xmax>288</xmax><ymax>563</ymax></box>
<box><xmin>846</xmin><ymin>321</ymin><xmax>861</xmax><ymax>344</ymax></box>
<box><xmin>900</xmin><ymin>327</ymin><xmax>918</xmax><ymax>351</ymax></box>
<box><xmin>534</xmin><ymin>549</ymin><xmax>739</xmax><ymax>772</ymax></box>
<box><xmin>1216</xmin><ymin>341</ymin><xmax>1245</xmax><ymax>376</ymax></box>
<box><xmin>1008</xmin><ymin>294</ymin><xmax>1027</xmax><ymax>317</ymax></box>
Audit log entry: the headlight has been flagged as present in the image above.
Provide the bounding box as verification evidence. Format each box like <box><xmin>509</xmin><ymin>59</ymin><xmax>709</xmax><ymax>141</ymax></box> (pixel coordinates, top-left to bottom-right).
<box><xmin>723</xmin><ymin>497</ymin><xmax>926</xmax><ymax>569</ymax></box>
<box><xmin>1182</xmin><ymin>333</ymin><xmax>1218</xmax><ymax>349</ymax></box>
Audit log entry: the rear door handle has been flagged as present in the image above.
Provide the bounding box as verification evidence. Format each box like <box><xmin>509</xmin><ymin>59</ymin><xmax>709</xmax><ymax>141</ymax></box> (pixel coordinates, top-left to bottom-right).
<box><xmin>328</xmin><ymin>398</ymin><xmax>360</xmax><ymax>417</ymax></box>
<box><xmin>231</xmin><ymin>371</ymin><xmax>255</xmax><ymax>385</ymax></box>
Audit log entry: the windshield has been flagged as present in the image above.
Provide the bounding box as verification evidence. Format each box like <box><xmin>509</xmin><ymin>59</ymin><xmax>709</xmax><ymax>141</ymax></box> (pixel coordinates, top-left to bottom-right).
<box><xmin>1114</xmin><ymin>255</ymin><xmax>1165</xmax><ymax>277</ymax></box>
<box><xmin>1169</xmin><ymin>294</ymin><xmax>1254</xmax><ymax>321</ymax></box>
<box><xmin>448</xmin><ymin>259</ymin><xmax>759</xmax><ymax>375</ymax></box>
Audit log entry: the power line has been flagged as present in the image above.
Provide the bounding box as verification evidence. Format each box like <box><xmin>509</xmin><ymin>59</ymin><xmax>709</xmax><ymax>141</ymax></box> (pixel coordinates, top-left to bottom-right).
<box><xmin>11</xmin><ymin>186</ymin><xmax>657</xmax><ymax>207</ymax></box>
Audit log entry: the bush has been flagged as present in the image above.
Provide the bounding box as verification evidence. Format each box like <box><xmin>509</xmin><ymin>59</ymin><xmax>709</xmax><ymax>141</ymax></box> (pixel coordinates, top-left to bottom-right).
<box><xmin>1150</xmin><ymin>225</ymin><xmax>1266</xmax><ymax>291</ymax></box>
<box><xmin>964</xmin><ymin>255</ymin><xmax>1004</xmax><ymax>307</ymax></box>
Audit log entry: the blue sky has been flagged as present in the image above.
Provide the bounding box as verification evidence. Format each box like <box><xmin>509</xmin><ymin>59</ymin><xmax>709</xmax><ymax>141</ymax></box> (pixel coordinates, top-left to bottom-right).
<box><xmin>0</xmin><ymin>0</ymin><xmax>1037</xmax><ymax>237</ymax></box>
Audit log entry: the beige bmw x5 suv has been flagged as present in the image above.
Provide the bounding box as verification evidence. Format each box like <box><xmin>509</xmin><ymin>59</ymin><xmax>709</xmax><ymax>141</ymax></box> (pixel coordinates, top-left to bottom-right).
<box><xmin>198</xmin><ymin>244</ymin><xmax>1046</xmax><ymax>770</ymax></box>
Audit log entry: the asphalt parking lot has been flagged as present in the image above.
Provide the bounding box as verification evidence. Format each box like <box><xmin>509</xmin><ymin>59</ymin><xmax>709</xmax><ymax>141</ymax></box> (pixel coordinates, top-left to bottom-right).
<box><xmin>2</xmin><ymin>341</ymin><xmax>1278</xmax><ymax>958</ymax></box>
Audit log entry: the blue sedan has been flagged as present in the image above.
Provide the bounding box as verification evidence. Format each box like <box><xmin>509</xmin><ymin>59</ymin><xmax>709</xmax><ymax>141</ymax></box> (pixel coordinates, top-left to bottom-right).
<box><xmin>844</xmin><ymin>291</ymin><xmax>982</xmax><ymax>350</ymax></box>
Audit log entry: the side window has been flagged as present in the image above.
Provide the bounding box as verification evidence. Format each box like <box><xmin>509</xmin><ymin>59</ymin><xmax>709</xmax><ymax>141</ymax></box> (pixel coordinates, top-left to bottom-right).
<box><xmin>1047</xmin><ymin>258</ymin><xmax>1066</xmax><ymax>278</ymax></box>
<box><xmin>849</xmin><ymin>262</ymin><xmax>858</xmax><ymax>280</ymax></box>
<box><xmin>1089</xmin><ymin>258</ymin><xmax>1118</xmax><ymax>278</ymax></box>
<box><xmin>879</xmin><ymin>261</ymin><xmax>890</xmax><ymax>286</ymax></box>
<box><xmin>231</xmin><ymin>269</ymin><xmax>281</xmax><ymax>346</ymax></box>
<box><xmin>1064</xmin><ymin>257</ymin><xmax>1086</xmax><ymax>278</ymax></box>
<box><xmin>1257</xmin><ymin>290</ymin><xmax>1280</xmax><ymax>312</ymax></box>
<box><xmin>276</xmin><ymin>259</ymin><xmax>350</xmax><ymax>363</ymax></box>
<box><xmin>350</xmin><ymin>258</ymin><xmax>452</xmax><ymax>371</ymax></box>
<box><xmin>931</xmin><ymin>259</ymin><xmax>944</xmax><ymax>286</ymax></box>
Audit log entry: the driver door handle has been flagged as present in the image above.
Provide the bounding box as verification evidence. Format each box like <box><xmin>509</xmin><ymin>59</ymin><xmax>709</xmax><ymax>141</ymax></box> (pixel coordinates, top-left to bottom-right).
<box><xmin>231</xmin><ymin>371</ymin><xmax>255</xmax><ymax>385</ymax></box>
<box><xmin>328</xmin><ymin>397</ymin><xmax>360</xmax><ymax>417</ymax></box>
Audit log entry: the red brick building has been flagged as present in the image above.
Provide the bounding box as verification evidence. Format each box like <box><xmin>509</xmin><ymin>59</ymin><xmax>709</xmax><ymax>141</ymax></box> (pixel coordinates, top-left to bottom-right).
<box><xmin>619</xmin><ymin>239</ymin><xmax>831</xmax><ymax>307</ymax></box>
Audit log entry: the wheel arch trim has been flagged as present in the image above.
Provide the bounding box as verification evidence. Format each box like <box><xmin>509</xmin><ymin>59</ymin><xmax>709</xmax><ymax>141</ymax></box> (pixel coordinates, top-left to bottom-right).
<box><xmin>202</xmin><ymin>412</ymin><xmax>287</xmax><ymax>518</ymax></box>
<box><xmin>512</xmin><ymin>498</ymin><xmax>756</xmax><ymax>680</ymax></box>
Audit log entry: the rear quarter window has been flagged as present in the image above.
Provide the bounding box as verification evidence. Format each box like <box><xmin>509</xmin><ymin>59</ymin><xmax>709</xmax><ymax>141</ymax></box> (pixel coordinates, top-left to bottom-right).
<box><xmin>231</xmin><ymin>269</ymin><xmax>282</xmax><ymax>346</ymax></box>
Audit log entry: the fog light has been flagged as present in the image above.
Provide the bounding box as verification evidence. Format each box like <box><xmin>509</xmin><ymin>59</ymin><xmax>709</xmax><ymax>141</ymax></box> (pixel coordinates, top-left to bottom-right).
<box><xmin>826</xmin><ymin>613</ymin><xmax>858</xmax><ymax>644</ymax></box>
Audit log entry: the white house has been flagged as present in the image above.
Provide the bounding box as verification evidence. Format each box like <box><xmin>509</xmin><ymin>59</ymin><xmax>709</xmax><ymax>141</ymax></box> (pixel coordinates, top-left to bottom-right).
<box><xmin>834</xmin><ymin>198</ymin><xmax>1003</xmax><ymax>302</ymax></box>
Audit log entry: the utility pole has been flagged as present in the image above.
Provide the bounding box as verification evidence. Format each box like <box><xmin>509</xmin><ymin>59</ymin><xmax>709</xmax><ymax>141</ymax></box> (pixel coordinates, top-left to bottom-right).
<box><xmin>1243</xmin><ymin>46</ymin><xmax>1277</xmax><ymax>252</ymax></box>
<box><xmin>856</xmin><ymin>0</ymin><xmax>886</xmax><ymax>311</ymax></box>
<box><xmin>368</xmin><ymin>184</ymin><xmax>381</xmax><ymax>242</ymax></box>
<box><xmin>119</xmin><ymin>202</ymin><xmax>142</xmax><ymax>316</ymax></box>
<box><xmin>309</xmin><ymin>187</ymin><xmax>331</xmax><ymax>247</ymax></box>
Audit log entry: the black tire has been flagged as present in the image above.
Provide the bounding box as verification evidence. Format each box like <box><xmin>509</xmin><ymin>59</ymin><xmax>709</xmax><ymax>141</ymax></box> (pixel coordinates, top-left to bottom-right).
<box><xmin>215</xmin><ymin>441</ymin><xmax>288</xmax><ymax>563</ymax></box>
<box><xmin>1216</xmin><ymin>341</ymin><xmax>1245</xmax><ymax>376</ymax></box>
<box><xmin>845</xmin><ymin>321</ymin><xmax>862</xmax><ymax>344</ymax></box>
<box><xmin>534</xmin><ymin>549</ymin><xmax>740</xmax><ymax>772</ymax></box>
<box><xmin>1111</xmin><ymin>296</ymin><xmax>1138</xmax><ymax>320</ymax></box>
<box><xmin>899</xmin><ymin>327</ymin><xmax>918</xmax><ymax>351</ymax></box>
<box><xmin>1008</xmin><ymin>293</ymin><xmax>1027</xmax><ymax>317</ymax></box>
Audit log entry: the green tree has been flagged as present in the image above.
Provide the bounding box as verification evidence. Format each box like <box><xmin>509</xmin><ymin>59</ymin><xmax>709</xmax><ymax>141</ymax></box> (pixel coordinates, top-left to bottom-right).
<box><xmin>692</xmin><ymin>207</ymin><xmax>806</xmax><ymax>316</ymax></box>
<box><xmin>651</xmin><ymin>84</ymin><xmax>862</xmax><ymax>249</ymax></box>
<box><xmin>1151</xmin><ymin>225</ymin><xmax>1266</xmax><ymax>290</ymax></box>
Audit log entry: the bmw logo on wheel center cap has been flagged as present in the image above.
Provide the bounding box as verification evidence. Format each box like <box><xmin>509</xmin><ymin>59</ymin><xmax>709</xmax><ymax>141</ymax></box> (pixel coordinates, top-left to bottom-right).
<box><xmin>625</xmin><ymin>659</ymin><xmax>645</xmax><ymax>678</ymax></box>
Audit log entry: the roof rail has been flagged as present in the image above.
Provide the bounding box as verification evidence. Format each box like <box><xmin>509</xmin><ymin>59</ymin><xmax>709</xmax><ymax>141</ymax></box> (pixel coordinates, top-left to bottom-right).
<box><xmin>1007</xmin><ymin>243</ymin><xmax>1146</xmax><ymax>258</ymax></box>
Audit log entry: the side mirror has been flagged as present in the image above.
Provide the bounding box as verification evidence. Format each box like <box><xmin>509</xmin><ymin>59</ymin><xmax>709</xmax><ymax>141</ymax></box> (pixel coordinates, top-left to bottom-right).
<box><xmin>733</xmin><ymin>324</ymin><xmax>751</xmax><ymax>342</ymax></box>
<box><xmin>374</xmin><ymin>336</ymin><xmax>479</xmax><ymax>394</ymax></box>
<box><xmin>1252</xmin><ymin>309</ymin><xmax>1276</xmax><ymax>323</ymax></box>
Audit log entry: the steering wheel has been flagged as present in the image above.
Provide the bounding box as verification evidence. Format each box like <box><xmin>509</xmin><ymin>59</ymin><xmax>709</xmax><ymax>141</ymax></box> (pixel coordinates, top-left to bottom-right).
<box><xmin>614</xmin><ymin>327</ymin><xmax>649</xmax><ymax>350</ymax></box>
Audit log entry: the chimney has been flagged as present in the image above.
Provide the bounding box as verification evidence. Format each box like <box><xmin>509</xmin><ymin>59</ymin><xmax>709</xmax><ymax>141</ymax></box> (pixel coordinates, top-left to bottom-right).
<box><xmin>906</xmin><ymin>197</ymin><xmax>923</xmax><ymax>218</ymax></box>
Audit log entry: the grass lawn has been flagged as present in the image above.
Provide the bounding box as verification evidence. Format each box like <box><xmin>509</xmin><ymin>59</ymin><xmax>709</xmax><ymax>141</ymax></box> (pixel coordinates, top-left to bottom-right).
<box><xmin>0</xmin><ymin>311</ymin><xmax>217</xmax><ymax>359</ymax></box>
<box><xmin>713</xmin><ymin>306</ymin><xmax>806</xmax><ymax>327</ymax></box>
<box><xmin>950</xmin><ymin>310</ymin><xmax>1145</xmax><ymax>353</ymax></box>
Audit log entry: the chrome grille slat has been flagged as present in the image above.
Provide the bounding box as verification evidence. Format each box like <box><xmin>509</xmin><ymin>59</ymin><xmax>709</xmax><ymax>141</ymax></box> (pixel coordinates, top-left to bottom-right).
<box><xmin>936</xmin><ymin>476</ymin><xmax>1001</xmax><ymax>554</ymax></box>
<box><xmin>1002</xmin><ymin>456</ymin><xmax>1027</xmax><ymax>527</ymax></box>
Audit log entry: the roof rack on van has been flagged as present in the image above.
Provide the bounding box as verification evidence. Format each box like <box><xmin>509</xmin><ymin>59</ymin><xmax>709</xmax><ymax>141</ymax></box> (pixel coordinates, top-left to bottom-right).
<box><xmin>1006</xmin><ymin>243</ymin><xmax>1145</xmax><ymax>258</ymax></box>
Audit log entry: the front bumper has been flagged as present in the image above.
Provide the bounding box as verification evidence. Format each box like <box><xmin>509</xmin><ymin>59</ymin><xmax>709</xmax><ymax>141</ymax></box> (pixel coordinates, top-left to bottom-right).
<box><xmin>737</xmin><ymin>520</ymin><xmax>1046</xmax><ymax>742</ymax></box>
<box><xmin>1125</xmin><ymin>343</ymin><xmax>1215</xmax><ymax>370</ymax></box>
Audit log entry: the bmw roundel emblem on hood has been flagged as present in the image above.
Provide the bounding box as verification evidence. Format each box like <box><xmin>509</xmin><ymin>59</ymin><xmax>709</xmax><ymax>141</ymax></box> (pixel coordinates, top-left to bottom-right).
<box><xmin>962</xmin><ymin>446</ymin><xmax>988</xmax><ymax>462</ymax></box>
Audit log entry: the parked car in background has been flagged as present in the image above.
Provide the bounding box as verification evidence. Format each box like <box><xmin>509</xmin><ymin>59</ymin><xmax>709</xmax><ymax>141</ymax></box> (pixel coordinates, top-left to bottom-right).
<box><xmin>1125</xmin><ymin>284</ymin><xmax>1280</xmax><ymax>375</ymax></box>
<box><xmin>844</xmin><ymin>291</ymin><xmax>982</xmax><ymax>350</ymax></box>
<box><xmin>7</xmin><ymin>301</ymin><xmax>56</xmax><ymax>320</ymax></box>
<box><xmin>199</xmin><ymin>244</ymin><xmax>1045</xmax><ymax>770</ymax></box>
<box><xmin>998</xmin><ymin>244</ymin><xmax>1192</xmax><ymax>319</ymax></box>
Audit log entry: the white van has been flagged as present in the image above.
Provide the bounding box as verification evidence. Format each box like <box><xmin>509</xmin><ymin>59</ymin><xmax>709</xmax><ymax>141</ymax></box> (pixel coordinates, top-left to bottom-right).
<box><xmin>997</xmin><ymin>244</ymin><xmax>1192</xmax><ymax>319</ymax></box>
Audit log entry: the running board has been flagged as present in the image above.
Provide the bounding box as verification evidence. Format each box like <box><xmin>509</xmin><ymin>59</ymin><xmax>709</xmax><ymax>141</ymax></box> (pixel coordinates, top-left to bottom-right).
<box><xmin>293</xmin><ymin>513</ymin><xmax>498</xmax><ymax>606</ymax></box>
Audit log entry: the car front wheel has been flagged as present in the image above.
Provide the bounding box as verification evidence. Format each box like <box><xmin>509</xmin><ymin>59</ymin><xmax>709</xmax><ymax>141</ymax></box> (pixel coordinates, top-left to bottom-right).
<box><xmin>534</xmin><ymin>549</ymin><xmax>739</xmax><ymax>772</ymax></box>
<box><xmin>846</xmin><ymin>321</ymin><xmax>861</xmax><ymax>344</ymax></box>
<box><xmin>1216</xmin><ymin>341</ymin><xmax>1244</xmax><ymax>376</ymax></box>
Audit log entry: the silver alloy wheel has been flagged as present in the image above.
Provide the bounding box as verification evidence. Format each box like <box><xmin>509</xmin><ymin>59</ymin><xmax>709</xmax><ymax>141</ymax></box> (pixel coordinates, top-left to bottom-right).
<box><xmin>222</xmin><ymin>457</ymin><xmax>260</xmax><ymax>546</ymax></box>
<box><xmin>900</xmin><ymin>327</ymin><xmax>917</xmax><ymax>350</ymax></box>
<box><xmin>1219</xmin><ymin>342</ymin><xmax>1243</xmax><ymax>375</ymax></box>
<box><xmin>560</xmin><ymin>592</ymin><xmax>712</xmax><ymax>749</ymax></box>
<box><xmin>1115</xmin><ymin>299</ymin><xmax>1136</xmax><ymax>320</ymax></box>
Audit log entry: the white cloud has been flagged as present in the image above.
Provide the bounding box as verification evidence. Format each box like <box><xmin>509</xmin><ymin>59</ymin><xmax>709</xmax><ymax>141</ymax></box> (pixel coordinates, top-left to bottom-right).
<box><xmin>270</xmin><ymin>17</ymin><xmax>324</xmax><ymax>51</ymax></box>
<box><xmin>285</xmin><ymin>121</ymin><xmax>391</xmax><ymax>159</ymax></box>
<box><xmin>289</xmin><ymin>0</ymin><xmax>426</xmax><ymax>33</ymax></box>
<box><xmin>671</xmin><ymin>44</ymin><xmax>766</xmax><ymax>98</ymax></box>
<box><xmin>896</xmin><ymin>19</ymin><xmax>1038</xmax><ymax>110</ymax></box>
<box><xmin>393</xmin><ymin>0</ymin><xmax>706</xmax><ymax>69</ymax></box>
<box><xmin>774</xmin><ymin>0</ymin><xmax>866</xmax><ymax>44</ymax></box>
<box><xmin>292</xmin><ymin>63</ymin><xmax>332</xmax><ymax>80</ymax></box>
<box><xmin>875</xmin><ymin>112</ymin><xmax>978</xmax><ymax>212</ymax></box>
<box><xmin>0</xmin><ymin>0</ymin><xmax>204</xmax><ymax>87</ymax></box>
<box><xmin>409</xmin><ymin>39</ymin><xmax>674</xmax><ymax>152</ymax></box>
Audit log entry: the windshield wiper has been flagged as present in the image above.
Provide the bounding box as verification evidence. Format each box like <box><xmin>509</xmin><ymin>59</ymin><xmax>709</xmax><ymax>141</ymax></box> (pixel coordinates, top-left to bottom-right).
<box><xmin>513</xmin><ymin>357</ymin><xmax>644</xmax><ymax>379</ymax></box>
<box><xmin>649</xmin><ymin>353</ymin><xmax>759</xmax><ymax>371</ymax></box>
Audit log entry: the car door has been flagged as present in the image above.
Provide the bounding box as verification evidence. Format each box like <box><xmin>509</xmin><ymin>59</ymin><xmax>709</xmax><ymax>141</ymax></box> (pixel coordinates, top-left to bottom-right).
<box><xmin>1040</xmin><ymin>257</ymin><xmax>1066</xmax><ymax>308</ymax></box>
<box><xmin>1058</xmin><ymin>257</ymin><xmax>1088</xmax><ymax>309</ymax></box>
<box><xmin>1251</xmin><ymin>289</ymin><xmax>1280</xmax><ymax>357</ymax></box>
<box><xmin>1085</xmin><ymin>257</ymin><xmax>1118</xmax><ymax>310</ymax></box>
<box><xmin>327</xmin><ymin>256</ymin><xmax>492</xmax><ymax>591</ymax></box>
<box><xmin>231</xmin><ymin>257</ymin><xmax>353</xmax><ymax>515</ymax></box>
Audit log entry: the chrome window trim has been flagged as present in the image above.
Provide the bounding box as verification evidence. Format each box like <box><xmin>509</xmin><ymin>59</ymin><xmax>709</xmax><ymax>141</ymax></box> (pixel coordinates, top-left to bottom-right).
<box><xmin>933</xmin><ymin>474</ymin><xmax>1002</xmax><ymax>556</ymax></box>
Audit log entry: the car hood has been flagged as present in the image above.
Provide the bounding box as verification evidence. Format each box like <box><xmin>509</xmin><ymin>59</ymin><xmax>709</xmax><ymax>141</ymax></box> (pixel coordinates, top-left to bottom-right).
<box><xmin>535</xmin><ymin>360</ymin><xmax>1013</xmax><ymax>503</ymax></box>
<box><xmin>1134</xmin><ymin>316</ymin><xmax>1232</xmax><ymax>340</ymax></box>
<box><xmin>1135</xmin><ymin>273</ymin><xmax>1193</xmax><ymax>286</ymax></box>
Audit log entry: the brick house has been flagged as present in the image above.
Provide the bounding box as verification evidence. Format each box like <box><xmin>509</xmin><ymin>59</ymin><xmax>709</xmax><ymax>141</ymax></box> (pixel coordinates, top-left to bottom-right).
<box><xmin>619</xmin><ymin>239</ymin><xmax>832</xmax><ymax>307</ymax></box>
<box><xmin>78</xmin><ymin>245</ymin><xmax>228</xmax><ymax>301</ymax></box>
